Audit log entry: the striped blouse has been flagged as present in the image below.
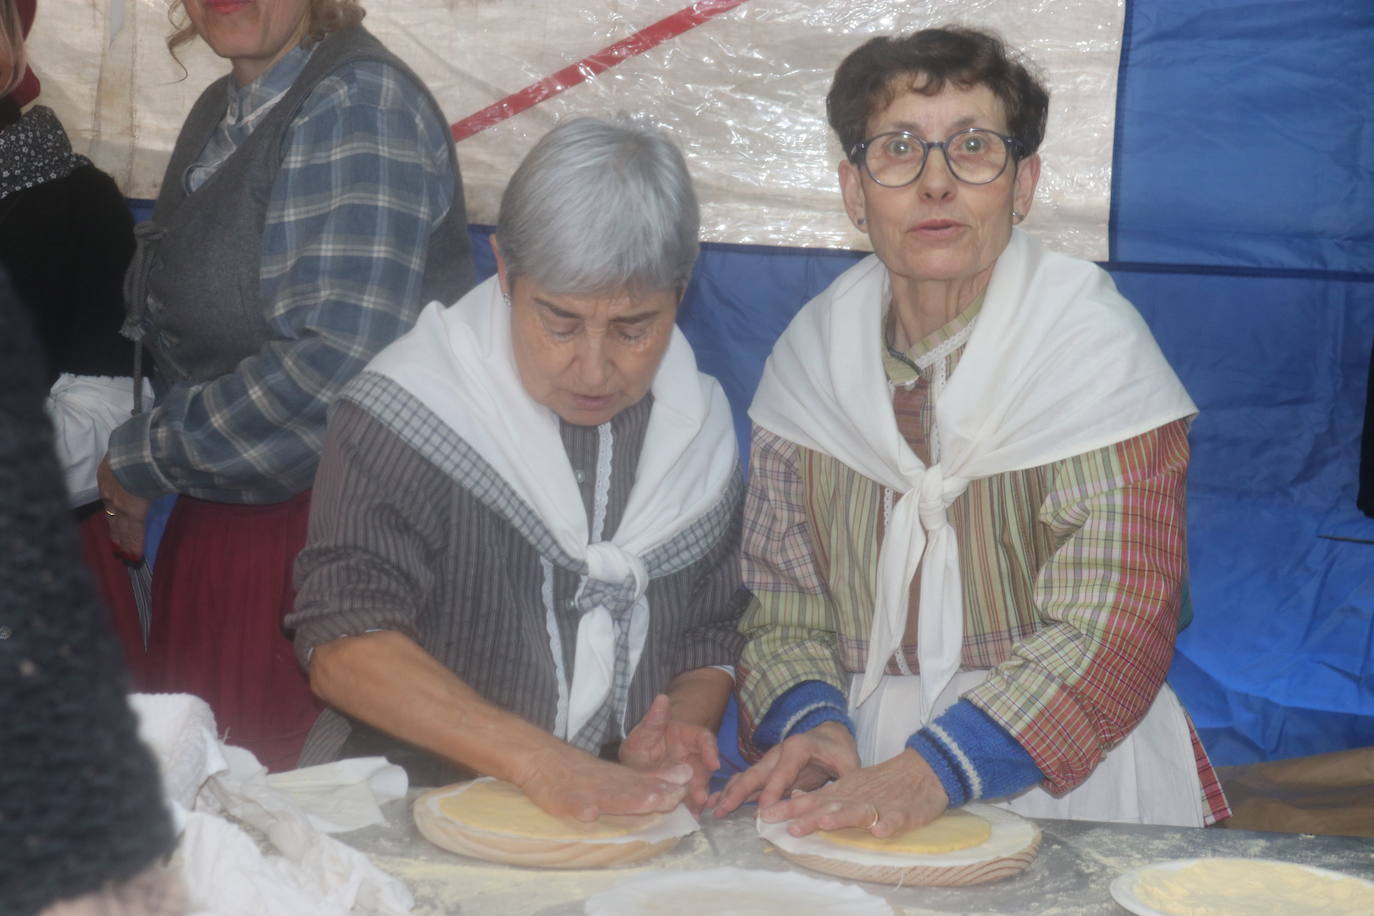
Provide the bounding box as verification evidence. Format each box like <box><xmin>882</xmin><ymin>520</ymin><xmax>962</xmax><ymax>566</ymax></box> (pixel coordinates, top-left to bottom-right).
<box><xmin>289</xmin><ymin>390</ymin><xmax>747</xmax><ymax>763</ymax></box>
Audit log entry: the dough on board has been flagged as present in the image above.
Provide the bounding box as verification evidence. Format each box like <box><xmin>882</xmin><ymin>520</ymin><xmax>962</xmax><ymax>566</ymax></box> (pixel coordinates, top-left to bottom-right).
<box><xmin>436</xmin><ymin>779</ymin><xmax>662</xmax><ymax>841</ymax></box>
<box><xmin>1133</xmin><ymin>858</ymin><xmax>1374</xmax><ymax>915</ymax></box>
<box><xmin>816</xmin><ymin>809</ymin><xmax>992</xmax><ymax>855</ymax></box>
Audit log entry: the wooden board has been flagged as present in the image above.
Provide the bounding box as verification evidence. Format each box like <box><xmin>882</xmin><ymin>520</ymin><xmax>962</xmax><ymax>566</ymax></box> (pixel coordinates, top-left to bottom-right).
<box><xmin>763</xmin><ymin>804</ymin><xmax>1041</xmax><ymax>887</ymax></box>
<box><xmin>774</xmin><ymin>835</ymin><xmax>1040</xmax><ymax>886</ymax></box>
<box><xmin>413</xmin><ymin>781</ymin><xmax>684</xmax><ymax>869</ymax></box>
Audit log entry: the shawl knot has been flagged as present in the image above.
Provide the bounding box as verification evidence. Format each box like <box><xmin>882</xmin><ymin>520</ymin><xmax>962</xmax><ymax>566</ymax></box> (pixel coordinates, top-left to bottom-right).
<box><xmin>916</xmin><ymin>466</ymin><xmax>955</xmax><ymax>532</ymax></box>
<box><xmin>577</xmin><ymin>543</ymin><xmax>649</xmax><ymax>621</ymax></box>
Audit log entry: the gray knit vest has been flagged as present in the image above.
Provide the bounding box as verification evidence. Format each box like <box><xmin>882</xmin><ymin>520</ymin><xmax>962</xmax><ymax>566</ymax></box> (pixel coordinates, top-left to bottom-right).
<box><xmin>123</xmin><ymin>27</ymin><xmax>473</xmax><ymax>387</ymax></box>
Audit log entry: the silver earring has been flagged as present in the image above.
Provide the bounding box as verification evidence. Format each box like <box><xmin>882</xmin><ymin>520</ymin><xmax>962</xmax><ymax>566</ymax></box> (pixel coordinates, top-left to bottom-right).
<box><xmin>857</xmin><ymin>217</ymin><xmax>867</xmax><ymax>226</ymax></box>
<box><xmin>502</xmin><ymin>292</ymin><xmax>511</xmax><ymax>307</ymax></box>
<box><xmin>1011</xmin><ymin>210</ymin><xmax>1023</xmax><ymax>222</ymax></box>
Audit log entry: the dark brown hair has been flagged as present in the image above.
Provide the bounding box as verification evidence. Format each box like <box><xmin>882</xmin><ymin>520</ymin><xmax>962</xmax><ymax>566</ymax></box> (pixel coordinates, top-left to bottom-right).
<box><xmin>827</xmin><ymin>26</ymin><xmax>1049</xmax><ymax>161</ymax></box>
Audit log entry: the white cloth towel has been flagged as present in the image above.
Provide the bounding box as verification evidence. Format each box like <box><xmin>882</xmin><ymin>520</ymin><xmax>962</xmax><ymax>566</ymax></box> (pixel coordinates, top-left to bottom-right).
<box><xmin>266</xmin><ymin>757</ymin><xmax>409</xmax><ymax>834</ymax></box>
<box><xmin>129</xmin><ymin>693</ymin><xmax>413</xmax><ymax>916</ymax></box>
<box><xmin>751</xmin><ymin>230</ymin><xmax>1197</xmax><ymax>721</ymax></box>
<box><xmin>46</xmin><ymin>374</ymin><xmax>153</xmax><ymax>507</ymax></box>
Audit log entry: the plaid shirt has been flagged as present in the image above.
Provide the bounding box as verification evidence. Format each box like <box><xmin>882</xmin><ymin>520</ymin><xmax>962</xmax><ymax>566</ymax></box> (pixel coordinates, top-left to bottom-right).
<box><xmin>738</xmin><ymin>299</ymin><xmax>1229</xmax><ymax>822</ymax></box>
<box><xmin>108</xmin><ymin>45</ymin><xmax>456</xmax><ymax>501</ymax></box>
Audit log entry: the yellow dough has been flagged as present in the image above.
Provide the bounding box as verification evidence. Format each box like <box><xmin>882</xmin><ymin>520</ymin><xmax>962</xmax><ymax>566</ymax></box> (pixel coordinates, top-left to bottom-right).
<box><xmin>817</xmin><ymin>809</ymin><xmax>992</xmax><ymax>854</ymax></box>
<box><xmin>1133</xmin><ymin>858</ymin><xmax>1374</xmax><ymax>915</ymax></box>
<box><xmin>436</xmin><ymin>779</ymin><xmax>662</xmax><ymax>841</ymax></box>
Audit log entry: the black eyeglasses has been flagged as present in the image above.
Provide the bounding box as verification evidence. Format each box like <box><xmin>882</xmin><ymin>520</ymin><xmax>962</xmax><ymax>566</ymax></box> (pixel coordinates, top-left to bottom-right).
<box><xmin>849</xmin><ymin>128</ymin><xmax>1022</xmax><ymax>187</ymax></box>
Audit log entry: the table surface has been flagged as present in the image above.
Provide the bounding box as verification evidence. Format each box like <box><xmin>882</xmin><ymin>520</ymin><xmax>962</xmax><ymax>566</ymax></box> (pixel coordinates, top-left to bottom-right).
<box><xmin>344</xmin><ymin>796</ymin><xmax>1374</xmax><ymax>915</ymax></box>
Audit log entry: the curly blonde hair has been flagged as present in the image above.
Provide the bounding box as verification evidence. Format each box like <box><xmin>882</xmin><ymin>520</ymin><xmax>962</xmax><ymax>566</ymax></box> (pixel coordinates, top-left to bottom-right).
<box><xmin>166</xmin><ymin>0</ymin><xmax>365</xmax><ymax>54</ymax></box>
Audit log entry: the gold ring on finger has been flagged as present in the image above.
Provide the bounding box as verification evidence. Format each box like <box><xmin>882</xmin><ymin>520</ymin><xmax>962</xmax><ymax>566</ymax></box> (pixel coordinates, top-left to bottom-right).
<box><xmin>864</xmin><ymin>803</ymin><xmax>879</xmax><ymax>830</ymax></box>
<box><xmin>104</xmin><ymin>506</ymin><xmax>118</xmax><ymax>517</ymax></box>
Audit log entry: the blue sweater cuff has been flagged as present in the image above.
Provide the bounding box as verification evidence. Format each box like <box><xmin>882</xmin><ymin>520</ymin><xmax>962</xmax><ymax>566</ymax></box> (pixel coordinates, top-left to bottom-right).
<box><xmin>754</xmin><ymin>681</ymin><xmax>855</xmax><ymax>751</ymax></box>
<box><xmin>906</xmin><ymin>700</ymin><xmax>1042</xmax><ymax>807</ymax></box>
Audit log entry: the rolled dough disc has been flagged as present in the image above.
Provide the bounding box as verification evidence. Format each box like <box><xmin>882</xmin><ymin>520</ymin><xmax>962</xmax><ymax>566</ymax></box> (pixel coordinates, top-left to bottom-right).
<box><xmin>413</xmin><ymin>778</ymin><xmax>684</xmax><ymax>869</ymax></box>
<box><xmin>817</xmin><ymin>809</ymin><xmax>992</xmax><ymax>854</ymax></box>
<box><xmin>1120</xmin><ymin>857</ymin><xmax>1374</xmax><ymax>915</ymax></box>
<box><xmin>763</xmin><ymin>803</ymin><xmax>1040</xmax><ymax>887</ymax></box>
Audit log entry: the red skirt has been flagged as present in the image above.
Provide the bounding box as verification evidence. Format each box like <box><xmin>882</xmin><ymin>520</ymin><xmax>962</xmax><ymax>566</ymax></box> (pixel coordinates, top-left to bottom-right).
<box><xmin>144</xmin><ymin>492</ymin><xmax>320</xmax><ymax>771</ymax></box>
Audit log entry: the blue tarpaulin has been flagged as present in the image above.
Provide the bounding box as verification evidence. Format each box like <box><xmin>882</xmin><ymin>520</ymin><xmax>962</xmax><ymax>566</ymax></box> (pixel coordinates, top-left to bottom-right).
<box><xmin>1106</xmin><ymin>0</ymin><xmax>1374</xmax><ymax>765</ymax></box>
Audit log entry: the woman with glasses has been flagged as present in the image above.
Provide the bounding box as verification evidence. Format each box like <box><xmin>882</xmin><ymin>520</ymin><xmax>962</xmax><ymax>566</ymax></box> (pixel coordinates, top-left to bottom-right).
<box><xmin>711</xmin><ymin>26</ymin><xmax>1228</xmax><ymax>835</ymax></box>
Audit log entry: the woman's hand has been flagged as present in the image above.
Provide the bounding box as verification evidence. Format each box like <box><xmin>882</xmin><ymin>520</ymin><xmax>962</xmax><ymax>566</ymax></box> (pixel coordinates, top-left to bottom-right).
<box><xmin>515</xmin><ymin>742</ymin><xmax>692</xmax><ymax>823</ymax></box>
<box><xmin>97</xmin><ymin>454</ymin><xmax>150</xmax><ymax>560</ymax></box>
<box><xmin>708</xmin><ymin>720</ymin><xmax>860</xmax><ymax>818</ymax></box>
<box><xmin>620</xmin><ymin>693</ymin><xmax>720</xmax><ymax>813</ymax></box>
<box><xmin>761</xmin><ymin>748</ymin><xmax>948</xmax><ymax>838</ymax></box>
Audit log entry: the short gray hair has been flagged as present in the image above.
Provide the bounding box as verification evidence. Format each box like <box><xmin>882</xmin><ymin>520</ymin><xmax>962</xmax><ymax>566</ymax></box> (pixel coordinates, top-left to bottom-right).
<box><xmin>496</xmin><ymin>116</ymin><xmax>700</xmax><ymax>295</ymax></box>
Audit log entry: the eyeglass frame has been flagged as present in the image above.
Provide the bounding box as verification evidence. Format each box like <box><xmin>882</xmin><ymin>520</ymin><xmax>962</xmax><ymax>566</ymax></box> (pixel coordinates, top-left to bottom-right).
<box><xmin>848</xmin><ymin>127</ymin><xmax>1025</xmax><ymax>188</ymax></box>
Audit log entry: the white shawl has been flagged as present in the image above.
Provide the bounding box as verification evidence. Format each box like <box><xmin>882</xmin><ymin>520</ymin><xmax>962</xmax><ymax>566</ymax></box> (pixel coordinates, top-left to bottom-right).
<box><xmin>366</xmin><ymin>277</ymin><xmax>738</xmax><ymax>739</ymax></box>
<box><xmin>750</xmin><ymin>230</ymin><xmax>1196</xmax><ymax>721</ymax></box>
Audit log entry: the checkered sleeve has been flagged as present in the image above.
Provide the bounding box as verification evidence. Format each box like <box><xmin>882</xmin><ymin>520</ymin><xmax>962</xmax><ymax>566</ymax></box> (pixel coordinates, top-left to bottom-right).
<box><xmin>107</xmin><ymin>61</ymin><xmax>455</xmax><ymax>502</ymax></box>
<box><xmin>963</xmin><ymin>420</ymin><xmax>1192</xmax><ymax>794</ymax></box>
<box><xmin>736</xmin><ymin>425</ymin><xmax>849</xmax><ymax>759</ymax></box>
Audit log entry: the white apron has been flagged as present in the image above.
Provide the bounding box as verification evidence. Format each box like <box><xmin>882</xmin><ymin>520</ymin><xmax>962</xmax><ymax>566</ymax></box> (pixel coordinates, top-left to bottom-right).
<box><xmin>851</xmin><ymin>672</ymin><xmax>1207</xmax><ymax>827</ymax></box>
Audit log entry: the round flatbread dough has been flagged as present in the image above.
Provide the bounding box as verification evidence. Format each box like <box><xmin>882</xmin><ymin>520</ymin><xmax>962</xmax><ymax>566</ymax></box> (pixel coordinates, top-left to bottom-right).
<box><xmin>1132</xmin><ymin>858</ymin><xmax>1374</xmax><ymax>915</ymax></box>
<box><xmin>816</xmin><ymin>809</ymin><xmax>992</xmax><ymax>854</ymax></box>
<box><xmin>437</xmin><ymin>778</ymin><xmax>663</xmax><ymax>841</ymax></box>
<box><xmin>762</xmin><ymin>804</ymin><xmax>1039</xmax><ymax>887</ymax></box>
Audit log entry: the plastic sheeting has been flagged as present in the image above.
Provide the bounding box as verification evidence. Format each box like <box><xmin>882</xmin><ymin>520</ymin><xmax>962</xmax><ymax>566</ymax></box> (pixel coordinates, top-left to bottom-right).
<box><xmin>29</xmin><ymin>0</ymin><xmax>1122</xmax><ymax>259</ymax></box>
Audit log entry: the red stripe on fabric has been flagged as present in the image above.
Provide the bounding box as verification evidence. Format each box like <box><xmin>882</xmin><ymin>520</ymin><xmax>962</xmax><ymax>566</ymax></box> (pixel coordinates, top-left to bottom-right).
<box><xmin>450</xmin><ymin>0</ymin><xmax>750</xmax><ymax>142</ymax></box>
<box><xmin>1016</xmin><ymin>424</ymin><xmax>1193</xmax><ymax>792</ymax></box>
<box><xmin>1077</xmin><ymin>428</ymin><xmax>1184</xmax><ymax>724</ymax></box>
<box><xmin>1190</xmin><ymin>719</ymin><xmax>1232</xmax><ymax>823</ymax></box>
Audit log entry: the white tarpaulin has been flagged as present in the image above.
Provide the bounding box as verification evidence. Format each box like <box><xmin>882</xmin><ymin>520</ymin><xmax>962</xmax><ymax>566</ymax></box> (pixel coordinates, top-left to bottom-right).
<box><xmin>28</xmin><ymin>0</ymin><xmax>1122</xmax><ymax>258</ymax></box>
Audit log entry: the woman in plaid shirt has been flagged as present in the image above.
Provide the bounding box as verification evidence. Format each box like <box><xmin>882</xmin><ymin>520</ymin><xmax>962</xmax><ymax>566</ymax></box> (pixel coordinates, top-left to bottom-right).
<box><xmin>95</xmin><ymin>0</ymin><xmax>473</xmax><ymax>770</ymax></box>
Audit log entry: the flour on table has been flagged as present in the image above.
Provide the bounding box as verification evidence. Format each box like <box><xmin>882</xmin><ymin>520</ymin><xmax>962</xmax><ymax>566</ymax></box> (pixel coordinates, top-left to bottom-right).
<box><xmin>584</xmin><ymin>866</ymin><xmax>894</xmax><ymax>915</ymax></box>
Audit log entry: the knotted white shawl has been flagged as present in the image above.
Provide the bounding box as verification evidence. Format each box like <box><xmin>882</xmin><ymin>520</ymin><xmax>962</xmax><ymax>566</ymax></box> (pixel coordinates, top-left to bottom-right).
<box><xmin>367</xmin><ymin>277</ymin><xmax>737</xmax><ymax>739</ymax></box>
<box><xmin>750</xmin><ymin>230</ymin><xmax>1196</xmax><ymax>722</ymax></box>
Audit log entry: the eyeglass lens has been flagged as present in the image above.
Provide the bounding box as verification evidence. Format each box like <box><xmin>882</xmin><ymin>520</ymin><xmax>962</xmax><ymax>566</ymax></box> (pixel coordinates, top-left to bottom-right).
<box><xmin>862</xmin><ymin>129</ymin><xmax>1011</xmax><ymax>187</ymax></box>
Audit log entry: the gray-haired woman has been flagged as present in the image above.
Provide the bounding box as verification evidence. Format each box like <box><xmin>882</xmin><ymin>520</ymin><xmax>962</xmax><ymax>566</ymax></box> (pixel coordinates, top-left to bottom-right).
<box><xmin>289</xmin><ymin>117</ymin><xmax>746</xmax><ymax>818</ymax></box>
